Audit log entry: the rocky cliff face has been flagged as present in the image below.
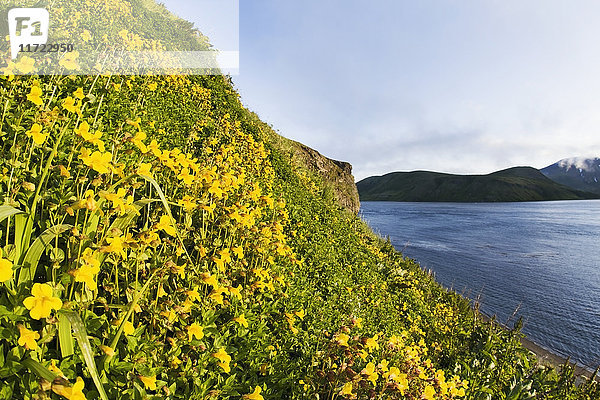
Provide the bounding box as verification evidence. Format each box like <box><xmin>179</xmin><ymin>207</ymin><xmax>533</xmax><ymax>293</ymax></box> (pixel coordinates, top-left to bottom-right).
<box><xmin>291</xmin><ymin>142</ymin><xmax>360</xmax><ymax>213</ymax></box>
<box><xmin>253</xmin><ymin>116</ymin><xmax>360</xmax><ymax>214</ymax></box>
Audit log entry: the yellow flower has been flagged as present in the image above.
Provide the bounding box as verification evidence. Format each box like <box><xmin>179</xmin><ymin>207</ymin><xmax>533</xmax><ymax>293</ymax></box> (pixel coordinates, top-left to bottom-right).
<box><xmin>201</xmin><ymin>272</ymin><xmax>219</xmax><ymax>287</ymax></box>
<box><xmin>148</xmin><ymin>139</ymin><xmax>161</xmax><ymax>157</ymax></box>
<box><xmin>243</xmin><ymin>386</ymin><xmax>264</xmax><ymax>400</ymax></box>
<box><xmin>148</xmin><ymin>82</ymin><xmax>158</xmax><ymax>91</ymax></box>
<box><xmin>15</xmin><ymin>56</ymin><xmax>36</xmax><ymax>74</ymax></box>
<box><xmin>228</xmin><ymin>285</ymin><xmax>242</xmax><ymax>300</ymax></box>
<box><xmin>423</xmin><ymin>385</ymin><xmax>436</xmax><ymax>400</ymax></box>
<box><xmin>79</xmin><ymin>149</ymin><xmax>112</xmax><ymax>174</ymax></box>
<box><xmin>362</xmin><ymin>362</ymin><xmax>378</xmax><ymax>386</ymax></box>
<box><xmin>229</xmin><ymin>244</ymin><xmax>243</xmax><ymax>259</ymax></box>
<box><xmin>101</xmin><ymin>235</ymin><xmax>127</xmax><ymax>259</ymax></box>
<box><xmin>209</xmin><ymin>287</ymin><xmax>228</xmax><ymax>304</ymax></box>
<box><xmin>137</xmin><ymin>163</ymin><xmax>153</xmax><ymax>177</ymax></box>
<box><xmin>74</xmin><ymin>262</ymin><xmax>100</xmax><ymax>291</ymax></box>
<box><xmin>339</xmin><ymin>382</ymin><xmax>353</xmax><ymax>396</ymax></box>
<box><xmin>233</xmin><ymin>314</ymin><xmax>248</xmax><ymax>328</ymax></box>
<box><xmin>212</xmin><ymin>347</ymin><xmax>231</xmax><ymax>373</ymax></box>
<box><xmin>157</xmin><ymin>283</ymin><xmax>167</xmax><ymax>298</ymax></box>
<box><xmin>388</xmin><ymin>334</ymin><xmax>403</xmax><ymax>347</ymax></box>
<box><xmin>365</xmin><ymin>334</ymin><xmax>379</xmax><ymax>352</ymax></box>
<box><xmin>101</xmin><ymin>188</ymin><xmax>135</xmax><ymax>216</ymax></box>
<box><xmin>63</xmin><ymin>96</ymin><xmax>80</xmax><ymax>114</ymax></box>
<box><xmin>76</xmin><ymin>122</ymin><xmax>105</xmax><ymax>151</ymax></box>
<box><xmin>212</xmin><ymin>347</ymin><xmax>231</xmax><ymax>364</ymax></box>
<box><xmin>59</xmin><ymin>51</ymin><xmax>80</xmax><ymax>70</ymax></box>
<box><xmin>18</xmin><ymin>325</ymin><xmax>40</xmax><ymax>350</ymax></box>
<box><xmin>123</xmin><ymin>320</ymin><xmax>135</xmax><ymax>336</ymax></box>
<box><xmin>73</xmin><ymin>88</ymin><xmax>85</xmax><ymax>100</ymax></box>
<box><xmin>294</xmin><ymin>309</ymin><xmax>305</xmax><ymax>320</ymax></box>
<box><xmin>48</xmin><ymin>360</ymin><xmax>65</xmax><ymax>377</ymax></box>
<box><xmin>27</xmin><ymin>84</ymin><xmax>43</xmax><ymax>106</ymax></box>
<box><xmin>178</xmin><ymin>195</ymin><xmax>196</xmax><ymax>211</ymax></box>
<box><xmin>132</xmin><ymin>130</ymin><xmax>147</xmax><ymax>152</ymax></box>
<box><xmin>0</xmin><ymin>257</ymin><xmax>13</xmax><ymax>281</ymax></box>
<box><xmin>99</xmin><ymin>345</ymin><xmax>115</xmax><ymax>357</ymax></box>
<box><xmin>352</xmin><ymin>317</ymin><xmax>363</xmax><ymax>328</ymax></box>
<box><xmin>378</xmin><ymin>359</ymin><xmax>389</xmax><ymax>372</ymax></box>
<box><xmin>139</xmin><ymin>375</ymin><xmax>157</xmax><ymax>391</ymax></box>
<box><xmin>82</xmin><ymin>190</ymin><xmax>97</xmax><ymax>211</ymax></box>
<box><xmin>213</xmin><ymin>256</ymin><xmax>225</xmax><ymax>271</ymax></box>
<box><xmin>59</xmin><ymin>165</ymin><xmax>71</xmax><ymax>178</ymax></box>
<box><xmin>335</xmin><ymin>333</ymin><xmax>349</xmax><ymax>347</ymax></box>
<box><xmin>219</xmin><ymin>248</ymin><xmax>232</xmax><ymax>263</ymax></box>
<box><xmin>156</xmin><ymin>215</ymin><xmax>177</xmax><ymax>236</ymax></box>
<box><xmin>23</xmin><ymin>283</ymin><xmax>62</xmax><ymax>319</ymax></box>
<box><xmin>187</xmin><ymin>322</ymin><xmax>204</xmax><ymax>340</ymax></box>
<box><xmin>161</xmin><ymin>309</ymin><xmax>177</xmax><ymax>322</ymax></box>
<box><xmin>208</xmin><ymin>181</ymin><xmax>223</xmax><ymax>198</ymax></box>
<box><xmin>177</xmin><ymin>168</ymin><xmax>195</xmax><ymax>185</ymax></box>
<box><xmin>60</xmin><ymin>376</ymin><xmax>86</xmax><ymax>400</ymax></box>
<box><xmin>81</xmin><ymin>30</ymin><xmax>92</xmax><ymax>42</ymax></box>
<box><xmin>25</xmin><ymin>123</ymin><xmax>48</xmax><ymax>145</ymax></box>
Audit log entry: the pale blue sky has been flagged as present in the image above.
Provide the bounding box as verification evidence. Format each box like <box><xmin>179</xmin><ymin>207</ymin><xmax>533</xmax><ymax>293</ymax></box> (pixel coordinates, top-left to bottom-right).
<box><xmin>161</xmin><ymin>0</ymin><xmax>600</xmax><ymax>180</ymax></box>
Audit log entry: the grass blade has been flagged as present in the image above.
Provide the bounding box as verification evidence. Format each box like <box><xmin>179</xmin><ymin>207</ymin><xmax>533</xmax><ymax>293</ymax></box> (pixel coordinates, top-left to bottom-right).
<box><xmin>17</xmin><ymin>224</ymin><xmax>72</xmax><ymax>286</ymax></box>
<box><xmin>22</xmin><ymin>358</ymin><xmax>57</xmax><ymax>382</ymax></box>
<box><xmin>58</xmin><ymin>312</ymin><xmax>74</xmax><ymax>358</ymax></box>
<box><xmin>61</xmin><ymin>310</ymin><xmax>109</xmax><ymax>400</ymax></box>
<box><xmin>0</xmin><ymin>205</ymin><xmax>24</xmax><ymax>223</ymax></box>
<box><xmin>140</xmin><ymin>174</ymin><xmax>192</xmax><ymax>261</ymax></box>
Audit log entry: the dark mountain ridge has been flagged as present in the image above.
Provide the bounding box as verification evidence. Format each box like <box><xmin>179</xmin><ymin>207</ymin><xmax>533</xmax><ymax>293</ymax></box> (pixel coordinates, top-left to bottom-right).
<box><xmin>357</xmin><ymin>166</ymin><xmax>600</xmax><ymax>202</ymax></box>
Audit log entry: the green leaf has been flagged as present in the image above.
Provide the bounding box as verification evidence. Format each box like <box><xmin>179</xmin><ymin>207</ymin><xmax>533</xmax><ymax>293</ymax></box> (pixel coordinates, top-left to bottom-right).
<box><xmin>17</xmin><ymin>224</ymin><xmax>72</xmax><ymax>286</ymax></box>
<box><xmin>22</xmin><ymin>358</ymin><xmax>57</xmax><ymax>383</ymax></box>
<box><xmin>13</xmin><ymin>214</ymin><xmax>27</xmax><ymax>262</ymax></box>
<box><xmin>0</xmin><ymin>205</ymin><xmax>24</xmax><ymax>224</ymax></box>
<box><xmin>58</xmin><ymin>313</ymin><xmax>74</xmax><ymax>358</ymax></box>
<box><xmin>60</xmin><ymin>310</ymin><xmax>109</xmax><ymax>400</ymax></box>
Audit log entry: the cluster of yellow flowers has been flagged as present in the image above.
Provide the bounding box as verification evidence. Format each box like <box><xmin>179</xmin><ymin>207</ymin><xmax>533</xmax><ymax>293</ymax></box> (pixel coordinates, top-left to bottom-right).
<box><xmin>326</xmin><ymin>321</ymin><xmax>468</xmax><ymax>400</ymax></box>
<box><xmin>0</xmin><ymin>63</ymin><xmax>310</xmax><ymax>397</ymax></box>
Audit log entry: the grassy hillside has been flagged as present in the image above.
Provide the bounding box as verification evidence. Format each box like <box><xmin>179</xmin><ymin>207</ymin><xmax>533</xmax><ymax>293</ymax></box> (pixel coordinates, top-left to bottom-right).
<box><xmin>357</xmin><ymin>167</ymin><xmax>600</xmax><ymax>202</ymax></box>
<box><xmin>0</xmin><ymin>1</ymin><xmax>598</xmax><ymax>399</ymax></box>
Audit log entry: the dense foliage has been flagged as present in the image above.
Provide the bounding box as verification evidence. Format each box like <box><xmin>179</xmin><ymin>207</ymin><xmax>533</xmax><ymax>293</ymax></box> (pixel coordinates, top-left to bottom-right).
<box><xmin>0</xmin><ymin>1</ymin><xmax>599</xmax><ymax>399</ymax></box>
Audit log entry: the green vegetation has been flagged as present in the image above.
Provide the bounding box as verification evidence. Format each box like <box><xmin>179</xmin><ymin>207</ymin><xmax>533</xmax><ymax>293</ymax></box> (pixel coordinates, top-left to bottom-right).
<box><xmin>357</xmin><ymin>167</ymin><xmax>600</xmax><ymax>202</ymax></box>
<box><xmin>0</xmin><ymin>1</ymin><xmax>598</xmax><ymax>399</ymax></box>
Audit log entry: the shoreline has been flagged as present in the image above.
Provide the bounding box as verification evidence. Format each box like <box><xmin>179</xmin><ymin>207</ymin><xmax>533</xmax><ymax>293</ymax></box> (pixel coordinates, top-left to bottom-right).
<box><xmin>519</xmin><ymin>335</ymin><xmax>598</xmax><ymax>381</ymax></box>
<box><xmin>476</xmin><ymin>311</ymin><xmax>598</xmax><ymax>382</ymax></box>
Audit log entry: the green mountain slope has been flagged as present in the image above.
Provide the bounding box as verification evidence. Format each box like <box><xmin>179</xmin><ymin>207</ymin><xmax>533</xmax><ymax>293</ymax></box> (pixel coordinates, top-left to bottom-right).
<box><xmin>0</xmin><ymin>1</ymin><xmax>598</xmax><ymax>399</ymax></box>
<box><xmin>357</xmin><ymin>167</ymin><xmax>600</xmax><ymax>202</ymax></box>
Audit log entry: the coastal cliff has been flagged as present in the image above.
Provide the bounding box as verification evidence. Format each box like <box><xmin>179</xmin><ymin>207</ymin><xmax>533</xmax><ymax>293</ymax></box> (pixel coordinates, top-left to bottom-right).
<box><xmin>267</xmin><ymin>132</ymin><xmax>360</xmax><ymax>213</ymax></box>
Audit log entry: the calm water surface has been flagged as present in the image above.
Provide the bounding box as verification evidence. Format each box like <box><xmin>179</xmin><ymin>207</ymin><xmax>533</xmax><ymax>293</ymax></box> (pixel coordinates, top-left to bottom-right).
<box><xmin>360</xmin><ymin>200</ymin><xmax>600</xmax><ymax>368</ymax></box>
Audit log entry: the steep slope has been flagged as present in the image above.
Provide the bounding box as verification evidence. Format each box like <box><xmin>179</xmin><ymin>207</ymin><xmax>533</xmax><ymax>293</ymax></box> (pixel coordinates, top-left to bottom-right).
<box><xmin>541</xmin><ymin>157</ymin><xmax>600</xmax><ymax>195</ymax></box>
<box><xmin>358</xmin><ymin>167</ymin><xmax>600</xmax><ymax>202</ymax></box>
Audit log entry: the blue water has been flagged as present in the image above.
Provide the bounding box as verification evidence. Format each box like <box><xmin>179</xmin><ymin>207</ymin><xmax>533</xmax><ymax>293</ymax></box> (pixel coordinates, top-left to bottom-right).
<box><xmin>360</xmin><ymin>200</ymin><xmax>600</xmax><ymax>369</ymax></box>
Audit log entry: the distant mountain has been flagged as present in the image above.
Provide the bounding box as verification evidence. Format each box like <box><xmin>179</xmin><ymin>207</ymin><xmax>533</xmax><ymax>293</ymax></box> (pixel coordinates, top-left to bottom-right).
<box><xmin>357</xmin><ymin>166</ymin><xmax>600</xmax><ymax>202</ymax></box>
<box><xmin>541</xmin><ymin>157</ymin><xmax>600</xmax><ymax>195</ymax></box>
